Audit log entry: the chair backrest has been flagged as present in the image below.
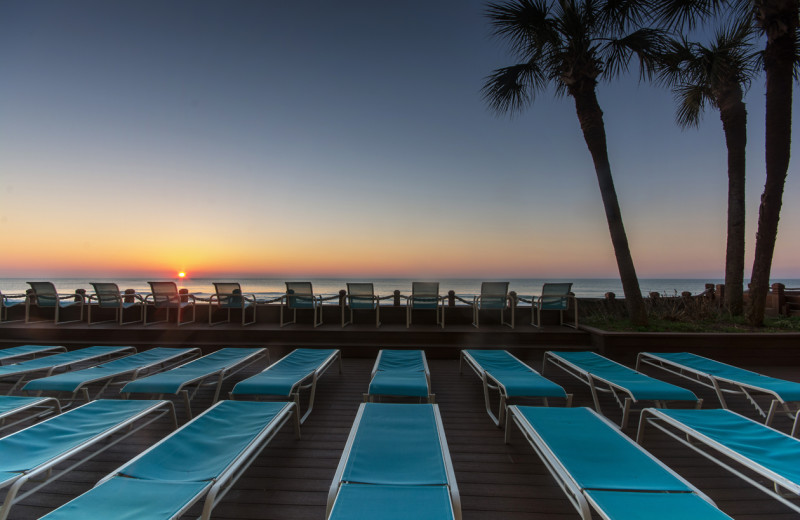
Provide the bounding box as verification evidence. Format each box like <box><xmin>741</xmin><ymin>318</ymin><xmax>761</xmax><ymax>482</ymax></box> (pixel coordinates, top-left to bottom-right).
<box><xmin>479</xmin><ymin>282</ymin><xmax>509</xmax><ymax>309</ymax></box>
<box><xmin>347</xmin><ymin>283</ymin><xmax>376</xmax><ymax>309</ymax></box>
<box><xmin>285</xmin><ymin>282</ymin><xmax>314</xmax><ymax>309</ymax></box>
<box><xmin>540</xmin><ymin>282</ymin><xmax>573</xmax><ymax>310</ymax></box>
<box><xmin>411</xmin><ymin>282</ymin><xmax>439</xmax><ymax>309</ymax></box>
<box><xmin>213</xmin><ymin>282</ymin><xmax>243</xmax><ymax>307</ymax></box>
<box><xmin>27</xmin><ymin>282</ymin><xmax>59</xmax><ymax>307</ymax></box>
<box><xmin>148</xmin><ymin>282</ymin><xmax>179</xmax><ymax>307</ymax></box>
<box><xmin>91</xmin><ymin>283</ymin><xmax>122</xmax><ymax>308</ymax></box>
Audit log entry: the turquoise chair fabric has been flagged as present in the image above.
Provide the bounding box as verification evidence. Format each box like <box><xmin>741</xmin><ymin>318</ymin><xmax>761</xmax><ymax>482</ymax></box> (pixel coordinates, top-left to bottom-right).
<box><xmin>375</xmin><ymin>350</ymin><xmax>426</xmax><ymax>372</ymax></box>
<box><xmin>342</xmin><ymin>403</ymin><xmax>447</xmax><ymax>486</ymax></box>
<box><xmin>0</xmin><ymin>345</ymin><xmax>64</xmax><ymax>363</ymax></box>
<box><xmin>330</xmin><ymin>483</ymin><xmax>454</xmax><ymax>520</ymax></box>
<box><xmin>656</xmin><ymin>408</ymin><xmax>800</xmax><ymax>486</ymax></box>
<box><xmin>585</xmin><ymin>490</ymin><xmax>733</xmax><ymax>520</ymax></box>
<box><xmin>554</xmin><ymin>351</ymin><xmax>697</xmax><ymax>401</ymax></box>
<box><xmin>121</xmin><ymin>348</ymin><xmax>262</xmax><ymax>395</ymax></box>
<box><xmin>23</xmin><ymin>348</ymin><xmax>196</xmax><ymax>393</ymax></box>
<box><xmin>0</xmin><ymin>395</ymin><xmax>50</xmax><ymax>415</ymax></box>
<box><xmin>646</xmin><ymin>352</ymin><xmax>800</xmax><ymax>401</ymax></box>
<box><xmin>515</xmin><ymin>407</ymin><xmax>693</xmax><ymax>492</ymax></box>
<box><xmin>368</xmin><ymin>350</ymin><xmax>429</xmax><ymax>398</ymax></box>
<box><xmin>231</xmin><ymin>348</ymin><xmax>337</xmax><ymax>396</ymax></box>
<box><xmin>0</xmin><ymin>346</ymin><xmax>131</xmax><ymax>378</ymax></box>
<box><xmin>464</xmin><ymin>350</ymin><xmax>566</xmax><ymax>398</ymax></box>
<box><xmin>538</xmin><ymin>282</ymin><xmax>573</xmax><ymax>310</ymax></box>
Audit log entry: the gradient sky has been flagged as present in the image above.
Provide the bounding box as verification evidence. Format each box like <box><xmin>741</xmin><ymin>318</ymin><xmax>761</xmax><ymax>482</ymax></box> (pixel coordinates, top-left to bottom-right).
<box><xmin>1</xmin><ymin>1</ymin><xmax>798</xmax><ymax>279</ymax></box>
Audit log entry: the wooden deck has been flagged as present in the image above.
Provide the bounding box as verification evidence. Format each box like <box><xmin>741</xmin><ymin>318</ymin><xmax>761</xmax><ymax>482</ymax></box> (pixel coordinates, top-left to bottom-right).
<box><xmin>4</xmin><ymin>347</ymin><xmax>800</xmax><ymax>519</ymax></box>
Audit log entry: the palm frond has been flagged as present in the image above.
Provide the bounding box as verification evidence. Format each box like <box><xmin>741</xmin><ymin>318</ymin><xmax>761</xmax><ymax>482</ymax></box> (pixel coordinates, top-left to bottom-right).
<box><xmin>482</xmin><ymin>61</ymin><xmax>547</xmax><ymax>114</ymax></box>
<box><xmin>674</xmin><ymin>83</ymin><xmax>709</xmax><ymax>127</ymax></box>
<box><xmin>602</xmin><ymin>28</ymin><xmax>671</xmax><ymax>80</ymax></box>
<box><xmin>486</xmin><ymin>0</ymin><xmax>556</xmax><ymax>57</ymax></box>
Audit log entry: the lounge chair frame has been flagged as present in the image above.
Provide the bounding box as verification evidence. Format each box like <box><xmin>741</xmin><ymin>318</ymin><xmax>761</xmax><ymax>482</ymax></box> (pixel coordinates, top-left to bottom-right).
<box><xmin>280</xmin><ymin>282</ymin><xmax>323</xmax><ymax>327</ymax></box>
<box><xmin>230</xmin><ymin>348</ymin><xmax>341</xmax><ymax>424</ymax></box>
<box><xmin>341</xmin><ymin>283</ymin><xmax>380</xmax><ymax>328</ymax></box>
<box><xmin>406</xmin><ymin>281</ymin><xmax>444</xmax><ymax>328</ymax></box>
<box><xmin>326</xmin><ymin>402</ymin><xmax>461</xmax><ymax>520</ymax></box>
<box><xmin>366</xmin><ymin>349</ymin><xmax>434</xmax><ymax>403</ymax></box>
<box><xmin>143</xmin><ymin>281</ymin><xmax>196</xmax><ymax>326</ymax></box>
<box><xmin>208</xmin><ymin>282</ymin><xmax>257</xmax><ymax>326</ymax></box>
<box><xmin>637</xmin><ymin>352</ymin><xmax>800</xmax><ymax>426</ymax></box>
<box><xmin>542</xmin><ymin>351</ymin><xmax>702</xmax><ymax>428</ymax></box>
<box><xmin>0</xmin><ymin>292</ymin><xmax>26</xmax><ymax>323</ymax></box>
<box><xmin>530</xmin><ymin>282</ymin><xmax>578</xmax><ymax>329</ymax></box>
<box><xmin>460</xmin><ymin>350</ymin><xmax>572</xmax><ymax>427</ymax></box>
<box><xmin>0</xmin><ymin>399</ymin><xmax>177</xmax><ymax>520</ymax></box>
<box><xmin>25</xmin><ymin>282</ymin><xmax>85</xmax><ymax>325</ymax></box>
<box><xmin>637</xmin><ymin>408</ymin><xmax>800</xmax><ymax>515</ymax></box>
<box><xmin>87</xmin><ymin>282</ymin><xmax>145</xmax><ymax>325</ymax></box>
<box><xmin>0</xmin><ymin>345</ymin><xmax>67</xmax><ymax>366</ymax></box>
<box><xmin>471</xmin><ymin>282</ymin><xmax>513</xmax><ymax>329</ymax></box>
<box><xmin>0</xmin><ymin>396</ymin><xmax>61</xmax><ymax>433</ymax></box>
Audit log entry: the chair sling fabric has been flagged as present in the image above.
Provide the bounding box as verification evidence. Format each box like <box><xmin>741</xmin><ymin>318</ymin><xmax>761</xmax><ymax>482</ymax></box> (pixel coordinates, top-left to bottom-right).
<box><xmin>0</xmin><ymin>395</ymin><xmax>61</xmax><ymax>433</ymax></box>
<box><xmin>367</xmin><ymin>350</ymin><xmax>431</xmax><ymax>400</ymax></box>
<box><xmin>88</xmin><ymin>282</ymin><xmax>144</xmax><ymax>325</ymax></box>
<box><xmin>507</xmin><ymin>406</ymin><xmax>732</xmax><ymax>520</ymax></box>
<box><xmin>144</xmin><ymin>281</ymin><xmax>195</xmax><ymax>326</ymax></box>
<box><xmin>543</xmin><ymin>350</ymin><xmax>699</xmax><ymax>427</ymax></box>
<box><xmin>342</xmin><ymin>283</ymin><xmax>380</xmax><ymax>327</ymax></box>
<box><xmin>406</xmin><ymin>281</ymin><xmax>442</xmax><ymax>328</ymax></box>
<box><xmin>531</xmin><ymin>282</ymin><xmax>577</xmax><ymax>328</ymax></box>
<box><xmin>25</xmin><ymin>282</ymin><xmax>84</xmax><ymax>324</ymax></box>
<box><xmin>460</xmin><ymin>349</ymin><xmax>569</xmax><ymax>426</ymax></box>
<box><xmin>637</xmin><ymin>352</ymin><xmax>800</xmax><ymax>425</ymax></box>
<box><xmin>209</xmin><ymin>282</ymin><xmax>257</xmax><ymax>326</ymax></box>
<box><xmin>471</xmin><ymin>282</ymin><xmax>512</xmax><ymax>328</ymax></box>
<box><xmin>0</xmin><ymin>345</ymin><xmax>66</xmax><ymax>365</ymax></box>
<box><xmin>281</xmin><ymin>282</ymin><xmax>322</xmax><ymax>327</ymax></box>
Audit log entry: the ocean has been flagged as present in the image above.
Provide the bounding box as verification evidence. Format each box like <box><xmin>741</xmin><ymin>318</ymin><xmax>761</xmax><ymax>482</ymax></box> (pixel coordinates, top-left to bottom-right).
<box><xmin>3</xmin><ymin>278</ymin><xmax>799</xmax><ymax>301</ymax></box>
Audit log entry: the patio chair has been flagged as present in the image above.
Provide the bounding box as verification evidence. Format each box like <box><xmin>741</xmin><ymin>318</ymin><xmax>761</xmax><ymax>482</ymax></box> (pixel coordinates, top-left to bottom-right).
<box><xmin>25</xmin><ymin>282</ymin><xmax>84</xmax><ymax>325</ymax></box>
<box><xmin>637</xmin><ymin>352</ymin><xmax>800</xmax><ymax>426</ymax></box>
<box><xmin>0</xmin><ymin>395</ymin><xmax>61</xmax><ymax>434</ymax></box>
<box><xmin>0</xmin><ymin>291</ymin><xmax>26</xmax><ymax>323</ymax></box>
<box><xmin>367</xmin><ymin>349</ymin><xmax>433</xmax><ymax>403</ymax></box>
<box><xmin>326</xmin><ymin>402</ymin><xmax>461</xmax><ymax>520</ymax></box>
<box><xmin>531</xmin><ymin>282</ymin><xmax>577</xmax><ymax>328</ymax></box>
<box><xmin>542</xmin><ymin>351</ymin><xmax>701</xmax><ymax>428</ymax></box>
<box><xmin>280</xmin><ymin>282</ymin><xmax>323</xmax><ymax>327</ymax></box>
<box><xmin>341</xmin><ymin>283</ymin><xmax>380</xmax><ymax>327</ymax></box>
<box><xmin>121</xmin><ymin>347</ymin><xmax>268</xmax><ymax>419</ymax></box>
<box><xmin>23</xmin><ymin>347</ymin><xmax>200</xmax><ymax>402</ymax></box>
<box><xmin>406</xmin><ymin>281</ymin><xmax>443</xmax><ymax>328</ymax></box>
<box><xmin>0</xmin><ymin>399</ymin><xmax>176</xmax><ymax>520</ymax></box>
<box><xmin>40</xmin><ymin>400</ymin><xmax>298</xmax><ymax>520</ymax></box>
<box><xmin>0</xmin><ymin>345</ymin><xmax>66</xmax><ymax>366</ymax></box>
<box><xmin>638</xmin><ymin>408</ymin><xmax>800</xmax><ymax>515</ymax></box>
<box><xmin>471</xmin><ymin>282</ymin><xmax>513</xmax><ymax>328</ymax></box>
<box><xmin>505</xmin><ymin>406</ymin><xmax>732</xmax><ymax>520</ymax></box>
<box><xmin>87</xmin><ymin>282</ymin><xmax>144</xmax><ymax>325</ymax></box>
<box><xmin>144</xmin><ymin>281</ymin><xmax>196</xmax><ymax>326</ymax></box>
<box><xmin>230</xmin><ymin>348</ymin><xmax>341</xmax><ymax>423</ymax></box>
<box><xmin>208</xmin><ymin>282</ymin><xmax>257</xmax><ymax>326</ymax></box>
<box><xmin>460</xmin><ymin>349</ymin><xmax>570</xmax><ymax>427</ymax></box>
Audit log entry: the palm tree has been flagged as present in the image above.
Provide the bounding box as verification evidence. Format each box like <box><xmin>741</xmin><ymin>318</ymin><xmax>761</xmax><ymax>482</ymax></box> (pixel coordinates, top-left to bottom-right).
<box><xmin>653</xmin><ymin>0</ymin><xmax>799</xmax><ymax>325</ymax></box>
<box><xmin>482</xmin><ymin>0</ymin><xmax>663</xmax><ymax>326</ymax></box>
<box><xmin>655</xmin><ymin>21</ymin><xmax>758</xmax><ymax>315</ymax></box>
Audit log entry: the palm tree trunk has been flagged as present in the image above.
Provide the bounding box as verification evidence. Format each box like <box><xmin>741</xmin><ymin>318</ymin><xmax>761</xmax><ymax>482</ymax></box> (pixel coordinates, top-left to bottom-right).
<box><xmin>572</xmin><ymin>85</ymin><xmax>648</xmax><ymax>326</ymax></box>
<box><xmin>719</xmin><ymin>98</ymin><xmax>747</xmax><ymax>315</ymax></box>
<box><xmin>747</xmin><ymin>2</ymin><xmax>796</xmax><ymax>326</ymax></box>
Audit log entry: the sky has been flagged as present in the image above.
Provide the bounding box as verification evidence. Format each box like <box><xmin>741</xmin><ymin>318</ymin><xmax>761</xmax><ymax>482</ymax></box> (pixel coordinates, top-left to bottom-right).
<box><xmin>0</xmin><ymin>0</ymin><xmax>798</xmax><ymax>280</ymax></box>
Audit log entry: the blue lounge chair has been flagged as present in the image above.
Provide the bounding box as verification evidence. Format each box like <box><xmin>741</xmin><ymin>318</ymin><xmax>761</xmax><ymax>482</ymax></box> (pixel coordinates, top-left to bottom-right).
<box><xmin>530</xmin><ymin>282</ymin><xmax>577</xmax><ymax>328</ymax></box>
<box><xmin>208</xmin><ymin>282</ymin><xmax>257</xmax><ymax>326</ymax></box>
<box><xmin>280</xmin><ymin>282</ymin><xmax>323</xmax><ymax>327</ymax></box>
<box><xmin>406</xmin><ymin>282</ymin><xmax>443</xmax><ymax>328</ymax></box>
<box><xmin>0</xmin><ymin>395</ymin><xmax>61</xmax><ymax>433</ymax></box>
<box><xmin>40</xmin><ymin>400</ymin><xmax>298</xmax><ymax>520</ymax></box>
<box><xmin>0</xmin><ymin>346</ymin><xmax>137</xmax><ymax>394</ymax></box>
<box><xmin>367</xmin><ymin>349</ymin><xmax>433</xmax><ymax>402</ymax></box>
<box><xmin>25</xmin><ymin>282</ymin><xmax>85</xmax><ymax>325</ymax></box>
<box><xmin>23</xmin><ymin>347</ymin><xmax>200</xmax><ymax>402</ymax></box>
<box><xmin>87</xmin><ymin>282</ymin><xmax>145</xmax><ymax>325</ymax></box>
<box><xmin>326</xmin><ymin>402</ymin><xmax>461</xmax><ymax>520</ymax></box>
<box><xmin>542</xmin><ymin>351</ymin><xmax>701</xmax><ymax>427</ymax></box>
<box><xmin>506</xmin><ymin>406</ymin><xmax>732</xmax><ymax>520</ymax></box>
<box><xmin>0</xmin><ymin>291</ymin><xmax>26</xmax><ymax>323</ymax></box>
<box><xmin>637</xmin><ymin>351</ymin><xmax>800</xmax><ymax>426</ymax></box>
<box><xmin>144</xmin><ymin>281</ymin><xmax>196</xmax><ymax>326</ymax></box>
<box><xmin>0</xmin><ymin>345</ymin><xmax>66</xmax><ymax>366</ymax></box>
<box><xmin>638</xmin><ymin>408</ymin><xmax>800</xmax><ymax>515</ymax></box>
<box><xmin>341</xmin><ymin>283</ymin><xmax>381</xmax><ymax>328</ymax></box>
<box><xmin>230</xmin><ymin>348</ymin><xmax>341</xmax><ymax>424</ymax></box>
<box><xmin>471</xmin><ymin>282</ymin><xmax>513</xmax><ymax>328</ymax></box>
<box><xmin>460</xmin><ymin>349</ymin><xmax>571</xmax><ymax>426</ymax></box>
<box><xmin>121</xmin><ymin>347</ymin><xmax>268</xmax><ymax>418</ymax></box>
<box><xmin>0</xmin><ymin>399</ymin><xmax>176</xmax><ymax>520</ymax></box>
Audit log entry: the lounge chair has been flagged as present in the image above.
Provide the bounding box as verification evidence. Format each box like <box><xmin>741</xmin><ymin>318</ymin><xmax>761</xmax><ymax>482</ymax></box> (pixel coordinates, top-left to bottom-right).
<box><xmin>341</xmin><ymin>283</ymin><xmax>380</xmax><ymax>328</ymax></box>
<box><xmin>542</xmin><ymin>351</ymin><xmax>701</xmax><ymax>427</ymax></box>
<box><xmin>0</xmin><ymin>395</ymin><xmax>61</xmax><ymax>433</ymax></box>
<box><xmin>230</xmin><ymin>348</ymin><xmax>341</xmax><ymax>423</ymax></box>
<box><xmin>40</xmin><ymin>400</ymin><xmax>298</xmax><ymax>520</ymax></box>
<box><xmin>0</xmin><ymin>399</ymin><xmax>176</xmax><ymax>520</ymax></box>
<box><xmin>0</xmin><ymin>346</ymin><xmax>137</xmax><ymax>394</ymax></box>
<box><xmin>87</xmin><ymin>282</ymin><xmax>144</xmax><ymax>325</ymax></box>
<box><xmin>530</xmin><ymin>282</ymin><xmax>577</xmax><ymax>328</ymax></box>
<box><xmin>121</xmin><ymin>347</ymin><xmax>268</xmax><ymax>419</ymax></box>
<box><xmin>326</xmin><ymin>402</ymin><xmax>461</xmax><ymax>520</ymax></box>
<box><xmin>0</xmin><ymin>291</ymin><xmax>25</xmax><ymax>323</ymax></box>
<box><xmin>25</xmin><ymin>282</ymin><xmax>85</xmax><ymax>325</ymax></box>
<box><xmin>637</xmin><ymin>351</ymin><xmax>800</xmax><ymax>426</ymax></box>
<box><xmin>460</xmin><ymin>349</ymin><xmax>571</xmax><ymax>427</ymax></box>
<box><xmin>471</xmin><ymin>282</ymin><xmax>513</xmax><ymax>328</ymax></box>
<box><xmin>505</xmin><ymin>406</ymin><xmax>732</xmax><ymax>520</ymax></box>
<box><xmin>281</xmin><ymin>282</ymin><xmax>323</xmax><ymax>327</ymax></box>
<box><xmin>638</xmin><ymin>408</ymin><xmax>800</xmax><ymax>515</ymax></box>
<box><xmin>406</xmin><ymin>281</ymin><xmax>443</xmax><ymax>328</ymax></box>
<box><xmin>367</xmin><ymin>349</ymin><xmax>433</xmax><ymax>403</ymax></box>
<box><xmin>208</xmin><ymin>282</ymin><xmax>257</xmax><ymax>326</ymax></box>
<box><xmin>143</xmin><ymin>281</ymin><xmax>196</xmax><ymax>326</ymax></box>
<box><xmin>23</xmin><ymin>347</ymin><xmax>200</xmax><ymax>402</ymax></box>
<box><xmin>0</xmin><ymin>345</ymin><xmax>66</xmax><ymax>366</ymax></box>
